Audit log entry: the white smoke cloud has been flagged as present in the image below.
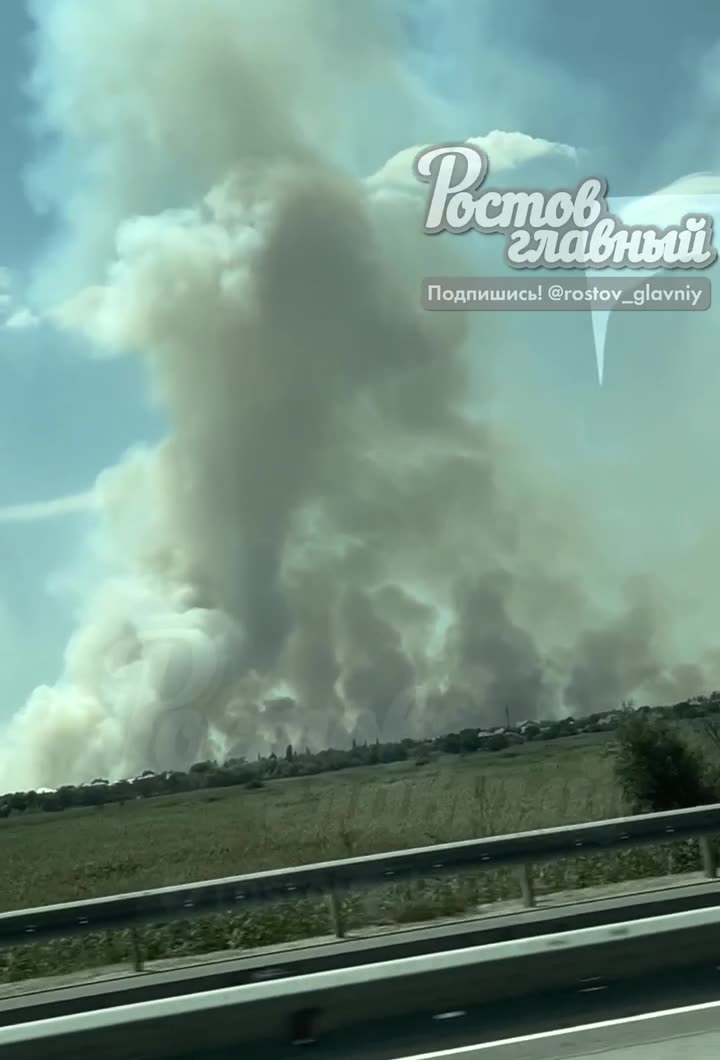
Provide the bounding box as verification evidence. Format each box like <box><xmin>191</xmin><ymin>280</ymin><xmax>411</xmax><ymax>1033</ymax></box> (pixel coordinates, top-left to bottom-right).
<box><xmin>2</xmin><ymin>0</ymin><xmax>719</xmax><ymax>791</ymax></box>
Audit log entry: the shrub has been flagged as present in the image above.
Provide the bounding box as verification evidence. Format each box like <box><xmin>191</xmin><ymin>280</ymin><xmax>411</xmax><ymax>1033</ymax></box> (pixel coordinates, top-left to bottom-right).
<box><xmin>613</xmin><ymin>709</ymin><xmax>716</xmax><ymax>813</ymax></box>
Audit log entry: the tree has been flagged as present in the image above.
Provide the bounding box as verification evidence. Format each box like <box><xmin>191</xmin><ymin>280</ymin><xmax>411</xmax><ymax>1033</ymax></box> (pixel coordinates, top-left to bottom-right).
<box><xmin>613</xmin><ymin>709</ymin><xmax>715</xmax><ymax>812</ymax></box>
<box><xmin>458</xmin><ymin>728</ymin><xmax>481</xmax><ymax>753</ymax></box>
<box><xmin>439</xmin><ymin>732</ymin><xmax>462</xmax><ymax>754</ymax></box>
<box><xmin>8</xmin><ymin>793</ymin><xmax>28</xmax><ymax>813</ymax></box>
<box><xmin>486</xmin><ymin>733</ymin><xmax>509</xmax><ymax>752</ymax></box>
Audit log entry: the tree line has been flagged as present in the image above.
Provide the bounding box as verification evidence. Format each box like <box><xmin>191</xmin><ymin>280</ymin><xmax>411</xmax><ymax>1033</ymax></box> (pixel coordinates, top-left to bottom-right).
<box><xmin>2</xmin><ymin>691</ymin><xmax>720</xmax><ymax>817</ymax></box>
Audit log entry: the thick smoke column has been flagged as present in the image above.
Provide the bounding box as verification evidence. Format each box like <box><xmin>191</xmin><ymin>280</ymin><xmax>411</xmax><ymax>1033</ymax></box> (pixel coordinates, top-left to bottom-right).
<box><xmin>2</xmin><ymin>0</ymin><xmax>718</xmax><ymax>789</ymax></box>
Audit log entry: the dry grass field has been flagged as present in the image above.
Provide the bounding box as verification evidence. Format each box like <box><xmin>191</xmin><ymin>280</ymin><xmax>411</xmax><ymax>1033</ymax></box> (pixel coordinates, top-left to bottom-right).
<box><xmin>0</xmin><ymin>734</ymin><xmax>707</xmax><ymax>983</ymax></box>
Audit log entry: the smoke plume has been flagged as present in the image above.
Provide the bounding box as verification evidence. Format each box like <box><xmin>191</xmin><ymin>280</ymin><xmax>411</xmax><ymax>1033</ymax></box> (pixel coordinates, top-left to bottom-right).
<box><xmin>2</xmin><ymin>0</ymin><xmax>719</xmax><ymax>789</ymax></box>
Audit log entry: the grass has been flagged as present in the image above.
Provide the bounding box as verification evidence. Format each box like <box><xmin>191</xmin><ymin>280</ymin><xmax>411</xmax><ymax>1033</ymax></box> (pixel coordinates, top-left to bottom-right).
<box><xmin>0</xmin><ymin>734</ymin><xmax>711</xmax><ymax>984</ymax></box>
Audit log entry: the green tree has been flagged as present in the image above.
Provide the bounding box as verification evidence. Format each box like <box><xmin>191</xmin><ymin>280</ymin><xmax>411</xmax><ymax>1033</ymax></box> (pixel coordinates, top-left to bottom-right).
<box><xmin>486</xmin><ymin>733</ymin><xmax>509</xmax><ymax>752</ymax></box>
<box><xmin>613</xmin><ymin>709</ymin><xmax>715</xmax><ymax>812</ymax></box>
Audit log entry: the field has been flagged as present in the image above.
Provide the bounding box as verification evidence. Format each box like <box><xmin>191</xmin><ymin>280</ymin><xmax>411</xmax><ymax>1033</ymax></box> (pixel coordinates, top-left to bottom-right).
<box><xmin>0</xmin><ymin>733</ymin><xmax>710</xmax><ymax>983</ymax></box>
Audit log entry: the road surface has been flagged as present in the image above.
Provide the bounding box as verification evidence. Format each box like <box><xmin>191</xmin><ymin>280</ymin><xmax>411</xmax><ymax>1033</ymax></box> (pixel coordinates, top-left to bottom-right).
<box><xmin>3</xmin><ymin>903</ymin><xmax>720</xmax><ymax>1059</ymax></box>
<box><xmin>177</xmin><ymin>972</ymin><xmax>720</xmax><ymax>1060</ymax></box>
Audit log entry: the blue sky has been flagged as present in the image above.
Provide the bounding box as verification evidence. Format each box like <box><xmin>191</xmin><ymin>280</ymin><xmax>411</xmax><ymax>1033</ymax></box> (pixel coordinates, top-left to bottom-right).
<box><xmin>2</xmin><ymin>0</ymin><xmax>720</xmax><ymax>749</ymax></box>
<box><xmin>0</xmin><ymin>1</ymin><xmax>163</xmax><ymax>712</ymax></box>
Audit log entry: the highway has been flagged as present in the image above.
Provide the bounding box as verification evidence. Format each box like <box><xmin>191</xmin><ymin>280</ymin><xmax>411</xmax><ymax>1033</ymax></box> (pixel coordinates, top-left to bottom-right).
<box><xmin>1</xmin><ymin>876</ymin><xmax>720</xmax><ymax>1028</ymax></box>
<box><xmin>358</xmin><ymin>1000</ymin><xmax>720</xmax><ymax>1060</ymax></box>
<box><xmin>2</xmin><ymin>903</ymin><xmax>720</xmax><ymax>1059</ymax></box>
<box><xmin>0</xmin><ymin>812</ymin><xmax>718</xmax><ymax>1057</ymax></box>
<box><xmin>5</xmin><ymin>954</ymin><xmax>720</xmax><ymax>1060</ymax></box>
<box><xmin>234</xmin><ymin>965</ymin><xmax>720</xmax><ymax>1060</ymax></box>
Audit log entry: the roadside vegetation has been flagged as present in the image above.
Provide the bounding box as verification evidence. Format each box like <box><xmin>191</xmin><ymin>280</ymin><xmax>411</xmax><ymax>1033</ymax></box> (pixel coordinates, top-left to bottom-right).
<box><xmin>1</xmin><ymin>699</ymin><xmax>720</xmax><ymax>985</ymax></box>
<box><xmin>613</xmin><ymin>707</ymin><xmax>719</xmax><ymax>812</ymax></box>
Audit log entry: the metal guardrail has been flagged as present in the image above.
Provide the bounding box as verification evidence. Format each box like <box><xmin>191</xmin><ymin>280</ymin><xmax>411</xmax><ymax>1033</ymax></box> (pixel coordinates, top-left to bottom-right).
<box><xmin>4</xmin><ymin>905</ymin><xmax>720</xmax><ymax>1060</ymax></box>
<box><xmin>0</xmin><ymin>802</ymin><xmax>719</xmax><ymax>970</ymax></box>
<box><xmin>4</xmin><ymin>881</ymin><xmax>720</xmax><ymax>1031</ymax></box>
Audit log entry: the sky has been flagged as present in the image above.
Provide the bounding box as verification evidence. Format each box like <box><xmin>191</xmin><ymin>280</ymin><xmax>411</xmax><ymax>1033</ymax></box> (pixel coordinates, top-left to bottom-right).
<box><xmin>2</xmin><ymin>0</ymin><xmax>720</xmax><ymax>788</ymax></box>
<box><xmin>0</xmin><ymin>1</ymin><xmax>163</xmax><ymax>713</ymax></box>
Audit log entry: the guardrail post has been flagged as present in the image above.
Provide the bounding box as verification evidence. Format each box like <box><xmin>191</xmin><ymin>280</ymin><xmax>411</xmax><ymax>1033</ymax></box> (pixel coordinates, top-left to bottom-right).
<box><xmin>130</xmin><ymin>928</ymin><xmax>145</xmax><ymax>972</ymax></box>
<box><xmin>326</xmin><ymin>889</ymin><xmax>345</xmax><ymax>938</ymax></box>
<box><xmin>699</xmin><ymin>837</ymin><xmax>718</xmax><ymax>879</ymax></box>
<box><xmin>518</xmin><ymin>864</ymin><xmax>535</xmax><ymax>907</ymax></box>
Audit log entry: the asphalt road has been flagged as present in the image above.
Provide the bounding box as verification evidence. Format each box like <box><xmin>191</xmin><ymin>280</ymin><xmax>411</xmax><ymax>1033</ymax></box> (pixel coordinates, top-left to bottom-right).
<box><xmin>371</xmin><ymin>1001</ymin><xmax>720</xmax><ymax>1060</ymax></box>
<box><xmin>176</xmin><ymin>964</ymin><xmax>720</xmax><ymax>1060</ymax></box>
<box><xmin>396</xmin><ymin>1000</ymin><xmax>720</xmax><ymax>1060</ymax></box>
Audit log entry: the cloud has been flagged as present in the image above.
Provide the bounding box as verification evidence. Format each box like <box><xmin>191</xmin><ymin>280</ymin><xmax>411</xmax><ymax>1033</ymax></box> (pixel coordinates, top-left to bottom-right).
<box><xmin>0</xmin><ymin>267</ymin><xmax>41</xmax><ymax>332</ymax></box>
<box><xmin>0</xmin><ymin>492</ymin><xmax>97</xmax><ymax>524</ymax></box>
<box><xmin>373</xmin><ymin>130</ymin><xmax>580</xmax><ymax>190</ymax></box>
<box><xmin>3</xmin><ymin>308</ymin><xmax>41</xmax><ymax>331</ymax></box>
<box><xmin>467</xmin><ymin>130</ymin><xmax>581</xmax><ymax>171</ymax></box>
<box><xmin>0</xmin><ymin>268</ymin><xmax>14</xmax><ymax>317</ymax></box>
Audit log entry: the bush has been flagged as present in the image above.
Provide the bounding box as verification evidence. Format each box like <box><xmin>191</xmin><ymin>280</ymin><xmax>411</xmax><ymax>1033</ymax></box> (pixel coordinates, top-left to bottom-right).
<box><xmin>613</xmin><ymin>709</ymin><xmax>716</xmax><ymax>813</ymax></box>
